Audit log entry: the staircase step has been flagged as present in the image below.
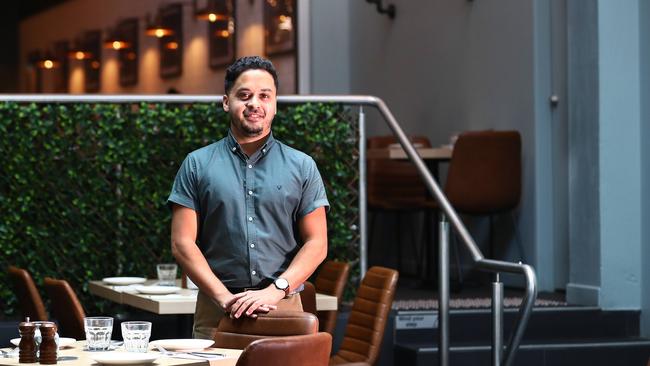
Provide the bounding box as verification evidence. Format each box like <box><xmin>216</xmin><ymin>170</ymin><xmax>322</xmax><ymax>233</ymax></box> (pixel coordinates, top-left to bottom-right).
<box><xmin>395</xmin><ymin>338</ymin><xmax>650</xmax><ymax>366</ymax></box>
<box><xmin>334</xmin><ymin>306</ymin><xmax>647</xmax><ymax>366</ymax></box>
<box><xmin>394</xmin><ymin>307</ymin><xmax>641</xmax><ymax>344</ymax></box>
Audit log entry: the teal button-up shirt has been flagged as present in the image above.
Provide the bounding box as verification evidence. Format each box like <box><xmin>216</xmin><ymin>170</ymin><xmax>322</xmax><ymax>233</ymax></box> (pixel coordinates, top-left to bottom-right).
<box><xmin>167</xmin><ymin>130</ymin><xmax>329</xmax><ymax>287</ymax></box>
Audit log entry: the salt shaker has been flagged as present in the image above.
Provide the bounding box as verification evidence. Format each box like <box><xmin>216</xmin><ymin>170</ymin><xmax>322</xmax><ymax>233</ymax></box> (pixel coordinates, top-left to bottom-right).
<box><xmin>18</xmin><ymin>317</ymin><xmax>37</xmax><ymax>363</ymax></box>
<box><xmin>38</xmin><ymin>323</ymin><xmax>57</xmax><ymax>364</ymax></box>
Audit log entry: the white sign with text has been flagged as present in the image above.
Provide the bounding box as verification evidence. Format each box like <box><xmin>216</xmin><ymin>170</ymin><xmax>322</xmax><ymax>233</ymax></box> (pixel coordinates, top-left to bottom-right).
<box><xmin>395</xmin><ymin>311</ymin><xmax>438</xmax><ymax>329</ymax></box>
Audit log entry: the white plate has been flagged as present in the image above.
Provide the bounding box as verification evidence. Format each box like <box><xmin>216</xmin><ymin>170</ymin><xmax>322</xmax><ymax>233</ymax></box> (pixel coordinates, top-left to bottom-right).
<box><xmin>102</xmin><ymin>277</ymin><xmax>147</xmax><ymax>286</ymax></box>
<box><xmin>134</xmin><ymin>285</ymin><xmax>181</xmax><ymax>295</ymax></box>
<box><xmin>10</xmin><ymin>337</ymin><xmax>76</xmax><ymax>348</ymax></box>
<box><xmin>90</xmin><ymin>351</ymin><xmax>159</xmax><ymax>365</ymax></box>
<box><xmin>149</xmin><ymin>339</ymin><xmax>214</xmax><ymax>351</ymax></box>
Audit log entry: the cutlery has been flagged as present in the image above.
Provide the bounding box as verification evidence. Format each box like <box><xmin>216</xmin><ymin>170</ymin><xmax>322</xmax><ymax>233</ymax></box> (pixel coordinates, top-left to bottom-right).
<box><xmin>155</xmin><ymin>345</ymin><xmax>224</xmax><ymax>359</ymax></box>
<box><xmin>187</xmin><ymin>351</ymin><xmax>226</xmax><ymax>357</ymax></box>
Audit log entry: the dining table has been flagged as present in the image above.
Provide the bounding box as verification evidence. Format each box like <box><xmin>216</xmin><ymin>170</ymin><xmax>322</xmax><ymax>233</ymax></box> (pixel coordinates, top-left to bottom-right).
<box><xmin>88</xmin><ymin>279</ymin><xmax>339</xmax><ymax>315</ymax></box>
<box><xmin>366</xmin><ymin>145</ymin><xmax>453</xmax><ymax>161</ymax></box>
<box><xmin>366</xmin><ymin>144</ymin><xmax>453</xmax><ymax>179</ymax></box>
<box><xmin>0</xmin><ymin>340</ymin><xmax>242</xmax><ymax>366</ymax></box>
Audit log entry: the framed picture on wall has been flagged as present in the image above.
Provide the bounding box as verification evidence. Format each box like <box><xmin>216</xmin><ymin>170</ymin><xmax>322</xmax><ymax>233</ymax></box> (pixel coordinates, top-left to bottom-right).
<box><xmin>118</xmin><ymin>18</ymin><xmax>139</xmax><ymax>87</ymax></box>
<box><xmin>264</xmin><ymin>0</ymin><xmax>296</xmax><ymax>56</ymax></box>
<box><xmin>53</xmin><ymin>41</ymin><xmax>69</xmax><ymax>93</ymax></box>
<box><xmin>208</xmin><ymin>0</ymin><xmax>236</xmax><ymax>69</ymax></box>
<box><xmin>27</xmin><ymin>50</ymin><xmax>42</xmax><ymax>92</ymax></box>
<box><xmin>160</xmin><ymin>3</ymin><xmax>183</xmax><ymax>78</ymax></box>
<box><xmin>83</xmin><ymin>31</ymin><xmax>101</xmax><ymax>92</ymax></box>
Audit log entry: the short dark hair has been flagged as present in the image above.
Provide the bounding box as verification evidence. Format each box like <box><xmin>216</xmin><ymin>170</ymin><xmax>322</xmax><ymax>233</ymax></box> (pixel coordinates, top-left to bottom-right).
<box><xmin>224</xmin><ymin>56</ymin><xmax>279</xmax><ymax>94</ymax></box>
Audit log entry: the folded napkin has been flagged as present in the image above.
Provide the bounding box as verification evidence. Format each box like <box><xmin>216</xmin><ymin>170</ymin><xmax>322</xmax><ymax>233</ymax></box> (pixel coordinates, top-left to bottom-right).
<box><xmin>0</xmin><ymin>348</ymin><xmax>18</xmax><ymax>358</ymax></box>
<box><xmin>150</xmin><ymin>294</ymin><xmax>197</xmax><ymax>300</ymax></box>
<box><xmin>112</xmin><ymin>284</ymin><xmax>141</xmax><ymax>292</ymax></box>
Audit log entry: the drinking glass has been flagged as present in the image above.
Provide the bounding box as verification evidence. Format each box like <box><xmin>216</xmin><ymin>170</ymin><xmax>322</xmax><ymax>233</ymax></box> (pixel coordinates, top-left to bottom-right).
<box><xmin>121</xmin><ymin>321</ymin><xmax>152</xmax><ymax>353</ymax></box>
<box><xmin>156</xmin><ymin>263</ymin><xmax>178</xmax><ymax>286</ymax></box>
<box><xmin>84</xmin><ymin>317</ymin><xmax>113</xmax><ymax>351</ymax></box>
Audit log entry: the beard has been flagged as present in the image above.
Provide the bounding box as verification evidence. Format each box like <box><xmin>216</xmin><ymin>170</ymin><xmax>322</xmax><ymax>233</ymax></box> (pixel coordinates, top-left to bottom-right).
<box><xmin>239</xmin><ymin>120</ymin><xmax>264</xmax><ymax>136</ymax></box>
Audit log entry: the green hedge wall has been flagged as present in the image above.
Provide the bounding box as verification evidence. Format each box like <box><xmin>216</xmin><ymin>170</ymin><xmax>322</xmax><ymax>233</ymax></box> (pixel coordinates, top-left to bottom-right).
<box><xmin>0</xmin><ymin>101</ymin><xmax>359</xmax><ymax>318</ymax></box>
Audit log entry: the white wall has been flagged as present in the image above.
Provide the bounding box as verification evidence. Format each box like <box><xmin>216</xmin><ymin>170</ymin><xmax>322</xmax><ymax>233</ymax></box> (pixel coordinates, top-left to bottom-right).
<box><xmin>19</xmin><ymin>0</ymin><xmax>295</xmax><ymax>94</ymax></box>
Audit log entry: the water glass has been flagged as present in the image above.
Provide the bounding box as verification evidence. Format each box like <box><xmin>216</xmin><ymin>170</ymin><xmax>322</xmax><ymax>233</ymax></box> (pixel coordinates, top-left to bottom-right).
<box><xmin>156</xmin><ymin>263</ymin><xmax>178</xmax><ymax>286</ymax></box>
<box><xmin>121</xmin><ymin>321</ymin><xmax>152</xmax><ymax>353</ymax></box>
<box><xmin>84</xmin><ymin>317</ymin><xmax>113</xmax><ymax>351</ymax></box>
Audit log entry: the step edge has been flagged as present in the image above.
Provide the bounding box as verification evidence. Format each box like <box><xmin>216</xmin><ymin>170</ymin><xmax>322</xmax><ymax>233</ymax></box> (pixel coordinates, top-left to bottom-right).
<box><xmin>413</xmin><ymin>339</ymin><xmax>650</xmax><ymax>353</ymax></box>
<box><xmin>396</xmin><ymin>306</ymin><xmax>630</xmax><ymax>315</ymax></box>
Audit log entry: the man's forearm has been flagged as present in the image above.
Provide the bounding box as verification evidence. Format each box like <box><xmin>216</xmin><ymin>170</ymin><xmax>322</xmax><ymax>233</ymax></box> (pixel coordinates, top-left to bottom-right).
<box><xmin>172</xmin><ymin>238</ymin><xmax>230</xmax><ymax>300</ymax></box>
<box><xmin>278</xmin><ymin>238</ymin><xmax>327</xmax><ymax>292</ymax></box>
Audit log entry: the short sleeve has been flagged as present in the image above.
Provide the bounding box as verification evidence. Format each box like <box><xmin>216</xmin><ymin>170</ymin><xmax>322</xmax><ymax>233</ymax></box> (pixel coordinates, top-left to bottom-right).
<box><xmin>297</xmin><ymin>157</ymin><xmax>330</xmax><ymax>218</ymax></box>
<box><xmin>167</xmin><ymin>154</ymin><xmax>200</xmax><ymax>211</ymax></box>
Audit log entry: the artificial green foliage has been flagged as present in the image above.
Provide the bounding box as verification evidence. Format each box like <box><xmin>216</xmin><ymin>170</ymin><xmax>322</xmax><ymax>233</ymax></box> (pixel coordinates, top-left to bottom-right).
<box><xmin>0</xmin><ymin>101</ymin><xmax>358</xmax><ymax>318</ymax></box>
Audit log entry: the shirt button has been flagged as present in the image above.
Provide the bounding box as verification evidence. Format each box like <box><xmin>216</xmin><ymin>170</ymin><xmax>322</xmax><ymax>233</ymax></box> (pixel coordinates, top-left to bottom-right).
<box><xmin>248</xmin><ymin>190</ymin><xmax>253</xmax><ymax>195</ymax></box>
<box><xmin>248</xmin><ymin>164</ymin><xmax>253</xmax><ymax>169</ymax></box>
<box><xmin>248</xmin><ymin>216</ymin><xmax>253</xmax><ymax>222</ymax></box>
<box><xmin>250</xmin><ymin>243</ymin><xmax>255</xmax><ymax>248</ymax></box>
<box><xmin>251</xmin><ymin>270</ymin><xmax>256</xmax><ymax>275</ymax></box>
<box><xmin>231</xmin><ymin>147</ymin><xmax>236</xmax><ymax>152</ymax></box>
<box><xmin>262</xmin><ymin>149</ymin><xmax>266</xmax><ymax>153</ymax></box>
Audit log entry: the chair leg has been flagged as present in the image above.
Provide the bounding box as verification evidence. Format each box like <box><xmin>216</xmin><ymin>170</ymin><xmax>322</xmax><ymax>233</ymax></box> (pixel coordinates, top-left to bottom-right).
<box><xmin>488</xmin><ymin>215</ymin><xmax>495</xmax><ymax>259</ymax></box>
<box><xmin>407</xmin><ymin>210</ymin><xmax>424</xmax><ymax>277</ymax></box>
<box><xmin>422</xmin><ymin>209</ymin><xmax>432</xmax><ymax>278</ymax></box>
<box><xmin>369</xmin><ymin>211</ymin><xmax>378</xmax><ymax>263</ymax></box>
<box><xmin>451</xmin><ymin>230</ymin><xmax>463</xmax><ymax>289</ymax></box>
<box><xmin>395</xmin><ymin>211</ymin><xmax>402</xmax><ymax>271</ymax></box>
<box><xmin>510</xmin><ymin>211</ymin><xmax>526</xmax><ymax>263</ymax></box>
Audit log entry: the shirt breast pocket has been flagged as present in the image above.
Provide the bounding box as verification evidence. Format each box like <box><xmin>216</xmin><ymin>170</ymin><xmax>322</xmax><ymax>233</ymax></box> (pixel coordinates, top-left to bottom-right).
<box><xmin>260</xmin><ymin>178</ymin><xmax>301</xmax><ymax>216</ymax></box>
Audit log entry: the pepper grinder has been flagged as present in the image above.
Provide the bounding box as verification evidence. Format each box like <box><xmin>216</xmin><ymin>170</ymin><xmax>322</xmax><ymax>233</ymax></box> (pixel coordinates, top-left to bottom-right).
<box><xmin>38</xmin><ymin>323</ymin><xmax>57</xmax><ymax>364</ymax></box>
<box><xmin>18</xmin><ymin>317</ymin><xmax>37</xmax><ymax>363</ymax></box>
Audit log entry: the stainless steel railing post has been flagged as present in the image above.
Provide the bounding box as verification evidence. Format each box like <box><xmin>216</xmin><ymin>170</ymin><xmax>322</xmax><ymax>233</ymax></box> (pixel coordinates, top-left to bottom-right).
<box><xmin>492</xmin><ymin>273</ymin><xmax>504</xmax><ymax>366</ymax></box>
<box><xmin>439</xmin><ymin>214</ymin><xmax>450</xmax><ymax>366</ymax></box>
<box><xmin>358</xmin><ymin>106</ymin><xmax>367</xmax><ymax>279</ymax></box>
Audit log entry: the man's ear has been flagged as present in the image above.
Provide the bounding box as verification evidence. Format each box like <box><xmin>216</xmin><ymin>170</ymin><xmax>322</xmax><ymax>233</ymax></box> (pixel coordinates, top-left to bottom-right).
<box><xmin>222</xmin><ymin>94</ymin><xmax>229</xmax><ymax>112</ymax></box>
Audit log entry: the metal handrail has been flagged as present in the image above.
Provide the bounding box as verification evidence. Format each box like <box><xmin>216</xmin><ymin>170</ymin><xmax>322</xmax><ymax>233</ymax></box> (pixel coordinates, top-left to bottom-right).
<box><xmin>2</xmin><ymin>94</ymin><xmax>537</xmax><ymax>366</ymax></box>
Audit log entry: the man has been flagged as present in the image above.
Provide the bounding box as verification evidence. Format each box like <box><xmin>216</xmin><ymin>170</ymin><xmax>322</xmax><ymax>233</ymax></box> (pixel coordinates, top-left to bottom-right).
<box><xmin>167</xmin><ymin>56</ymin><xmax>329</xmax><ymax>339</ymax></box>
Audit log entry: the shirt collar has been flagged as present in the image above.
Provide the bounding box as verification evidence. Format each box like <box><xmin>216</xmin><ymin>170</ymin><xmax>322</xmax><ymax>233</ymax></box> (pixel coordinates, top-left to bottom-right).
<box><xmin>226</xmin><ymin>129</ymin><xmax>276</xmax><ymax>157</ymax></box>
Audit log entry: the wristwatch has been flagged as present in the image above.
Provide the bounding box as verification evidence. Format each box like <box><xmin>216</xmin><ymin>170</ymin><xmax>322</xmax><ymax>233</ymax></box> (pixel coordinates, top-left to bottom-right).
<box><xmin>274</xmin><ymin>278</ymin><xmax>290</xmax><ymax>295</ymax></box>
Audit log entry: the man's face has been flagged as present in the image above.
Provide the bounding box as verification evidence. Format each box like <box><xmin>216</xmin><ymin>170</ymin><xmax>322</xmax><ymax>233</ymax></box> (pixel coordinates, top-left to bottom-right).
<box><xmin>223</xmin><ymin>69</ymin><xmax>277</xmax><ymax>139</ymax></box>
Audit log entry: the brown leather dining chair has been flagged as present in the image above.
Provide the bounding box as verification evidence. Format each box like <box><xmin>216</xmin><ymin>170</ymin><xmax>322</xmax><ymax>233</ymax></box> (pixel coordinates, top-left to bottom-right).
<box><xmin>236</xmin><ymin>332</ymin><xmax>332</xmax><ymax>366</ymax></box>
<box><xmin>300</xmin><ymin>281</ymin><xmax>318</xmax><ymax>316</ymax></box>
<box><xmin>367</xmin><ymin>135</ymin><xmax>437</xmax><ymax>276</ymax></box>
<box><xmin>314</xmin><ymin>260</ymin><xmax>350</xmax><ymax>335</ymax></box>
<box><xmin>330</xmin><ymin>266</ymin><xmax>398</xmax><ymax>366</ymax></box>
<box><xmin>444</xmin><ymin>130</ymin><xmax>523</xmax><ymax>262</ymax></box>
<box><xmin>213</xmin><ymin>310</ymin><xmax>319</xmax><ymax>349</ymax></box>
<box><xmin>7</xmin><ymin>266</ymin><xmax>48</xmax><ymax>321</ymax></box>
<box><xmin>43</xmin><ymin>277</ymin><xmax>86</xmax><ymax>339</ymax></box>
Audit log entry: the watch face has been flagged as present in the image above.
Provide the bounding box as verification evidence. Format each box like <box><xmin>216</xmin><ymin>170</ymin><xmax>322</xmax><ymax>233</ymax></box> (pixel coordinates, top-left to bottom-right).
<box><xmin>275</xmin><ymin>278</ymin><xmax>289</xmax><ymax>290</ymax></box>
